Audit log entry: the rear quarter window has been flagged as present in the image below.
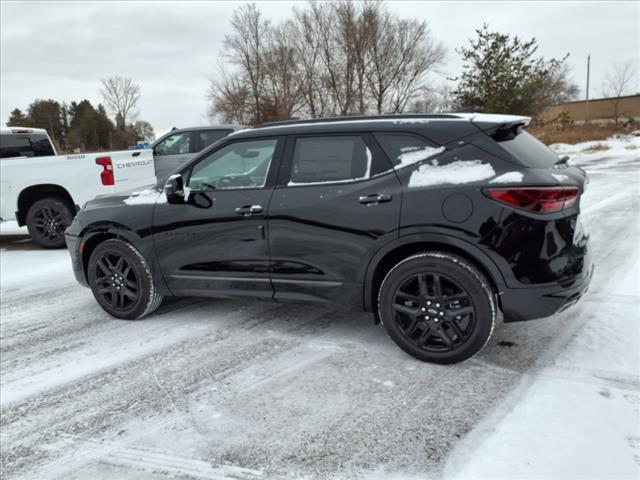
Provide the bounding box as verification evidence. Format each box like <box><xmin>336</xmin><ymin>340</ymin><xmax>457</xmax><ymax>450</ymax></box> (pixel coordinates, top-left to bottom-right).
<box><xmin>495</xmin><ymin>130</ymin><xmax>558</xmax><ymax>168</ymax></box>
<box><xmin>0</xmin><ymin>133</ymin><xmax>55</xmax><ymax>159</ymax></box>
<box><xmin>374</xmin><ymin>133</ymin><xmax>444</xmax><ymax>169</ymax></box>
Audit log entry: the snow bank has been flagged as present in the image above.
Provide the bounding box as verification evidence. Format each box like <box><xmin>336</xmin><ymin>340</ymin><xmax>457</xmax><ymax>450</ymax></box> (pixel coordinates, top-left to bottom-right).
<box><xmin>408</xmin><ymin>160</ymin><xmax>495</xmax><ymax>187</ymax></box>
<box><xmin>489</xmin><ymin>171</ymin><xmax>524</xmax><ymax>184</ymax></box>
<box><xmin>550</xmin><ymin>134</ymin><xmax>640</xmax><ymax>169</ymax></box>
<box><xmin>445</xmin><ymin>249</ymin><xmax>640</xmax><ymax>480</ymax></box>
<box><xmin>1</xmin><ymin>249</ymin><xmax>74</xmax><ymax>291</ymax></box>
<box><xmin>0</xmin><ymin>221</ymin><xmax>27</xmax><ymax>235</ymax></box>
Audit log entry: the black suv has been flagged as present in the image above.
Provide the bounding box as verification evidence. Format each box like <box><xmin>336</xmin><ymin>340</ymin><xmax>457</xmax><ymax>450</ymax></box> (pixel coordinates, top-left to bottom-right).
<box><xmin>65</xmin><ymin>114</ymin><xmax>593</xmax><ymax>364</ymax></box>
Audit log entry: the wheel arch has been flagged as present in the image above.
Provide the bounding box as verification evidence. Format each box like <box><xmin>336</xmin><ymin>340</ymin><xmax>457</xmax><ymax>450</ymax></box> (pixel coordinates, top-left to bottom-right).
<box><xmin>17</xmin><ymin>184</ymin><xmax>76</xmax><ymax>226</ymax></box>
<box><xmin>79</xmin><ymin>224</ymin><xmax>146</xmax><ymax>282</ymax></box>
<box><xmin>363</xmin><ymin>234</ymin><xmax>506</xmax><ymax>318</ymax></box>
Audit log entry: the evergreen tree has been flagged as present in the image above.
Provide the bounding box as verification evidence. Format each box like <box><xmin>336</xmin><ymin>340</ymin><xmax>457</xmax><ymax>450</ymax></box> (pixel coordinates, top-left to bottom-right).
<box><xmin>7</xmin><ymin>108</ymin><xmax>29</xmax><ymax>126</ymax></box>
<box><xmin>451</xmin><ymin>24</ymin><xmax>577</xmax><ymax>117</ymax></box>
<box><xmin>26</xmin><ymin>99</ymin><xmax>64</xmax><ymax>141</ymax></box>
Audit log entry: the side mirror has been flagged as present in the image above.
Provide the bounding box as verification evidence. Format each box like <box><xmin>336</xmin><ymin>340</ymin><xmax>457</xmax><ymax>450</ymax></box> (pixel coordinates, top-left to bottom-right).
<box><xmin>164</xmin><ymin>174</ymin><xmax>185</xmax><ymax>204</ymax></box>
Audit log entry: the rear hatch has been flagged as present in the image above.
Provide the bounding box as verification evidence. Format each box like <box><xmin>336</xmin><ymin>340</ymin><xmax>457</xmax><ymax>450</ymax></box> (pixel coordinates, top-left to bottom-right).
<box><xmin>480</xmin><ymin>119</ymin><xmax>591</xmax><ymax>285</ymax></box>
<box><xmin>489</xmin><ymin>125</ymin><xmax>588</xmax><ymax>192</ymax></box>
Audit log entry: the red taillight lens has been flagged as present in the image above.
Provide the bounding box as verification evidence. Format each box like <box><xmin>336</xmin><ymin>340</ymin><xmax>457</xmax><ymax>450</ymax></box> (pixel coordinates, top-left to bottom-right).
<box><xmin>96</xmin><ymin>156</ymin><xmax>114</xmax><ymax>186</ymax></box>
<box><xmin>485</xmin><ymin>187</ymin><xmax>578</xmax><ymax>213</ymax></box>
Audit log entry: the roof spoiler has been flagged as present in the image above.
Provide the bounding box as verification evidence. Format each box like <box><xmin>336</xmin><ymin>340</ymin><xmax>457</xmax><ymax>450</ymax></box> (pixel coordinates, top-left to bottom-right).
<box><xmin>449</xmin><ymin>113</ymin><xmax>531</xmax><ymax>141</ymax></box>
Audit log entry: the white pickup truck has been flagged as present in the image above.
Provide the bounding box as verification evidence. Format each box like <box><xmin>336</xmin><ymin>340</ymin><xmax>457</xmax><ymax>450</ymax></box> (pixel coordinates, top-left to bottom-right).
<box><xmin>0</xmin><ymin>127</ymin><xmax>157</xmax><ymax>248</ymax></box>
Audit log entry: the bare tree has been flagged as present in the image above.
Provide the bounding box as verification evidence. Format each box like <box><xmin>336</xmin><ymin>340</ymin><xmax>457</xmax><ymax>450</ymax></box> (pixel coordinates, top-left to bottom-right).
<box><xmin>602</xmin><ymin>61</ymin><xmax>637</xmax><ymax>125</ymax></box>
<box><xmin>208</xmin><ymin>65</ymin><xmax>254</xmax><ymax>125</ymax></box>
<box><xmin>409</xmin><ymin>83</ymin><xmax>452</xmax><ymax>113</ymax></box>
<box><xmin>366</xmin><ymin>15</ymin><xmax>445</xmax><ymax>113</ymax></box>
<box><xmin>209</xmin><ymin>1</ymin><xmax>446</xmax><ymax>122</ymax></box>
<box><xmin>222</xmin><ymin>3</ymin><xmax>270</xmax><ymax>123</ymax></box>
<box><xmin>100</xmin><ymin>76</ymin><xmax>141</xmax><ymax>128</ymax></box>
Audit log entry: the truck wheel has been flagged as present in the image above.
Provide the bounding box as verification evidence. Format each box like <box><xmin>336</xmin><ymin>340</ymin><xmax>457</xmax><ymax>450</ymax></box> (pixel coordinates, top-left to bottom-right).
<box><xmin>378</xmin><ymin>252</ymin><xmax>496</xmax><ymax>364</ymax></box>
<box><xmin>26</xmin><ymin>198</ymin><xmax>75</xmax><ymax>249</ymax></box>
<box><xmin>87</xmin><ymin>238</ymin><xmax>163</xmax><ymax>320</ymax></box>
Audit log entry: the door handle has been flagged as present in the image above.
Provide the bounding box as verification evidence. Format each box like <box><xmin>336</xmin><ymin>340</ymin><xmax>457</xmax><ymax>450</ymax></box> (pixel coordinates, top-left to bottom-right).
<box><xmin>359</xmin><ymin>193</ymin><xmax>392</xmax><ymax>205</ymax></box>
<box><xmin>235</xmin><ymin>205</ymin><xmax>263</xmax><ymax>216</ymax></box>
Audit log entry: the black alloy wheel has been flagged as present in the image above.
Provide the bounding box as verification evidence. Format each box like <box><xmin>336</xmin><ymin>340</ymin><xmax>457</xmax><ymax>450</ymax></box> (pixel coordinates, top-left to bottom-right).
<box><xmin>392</xmin><ymin>272</ymin><xmax>476</xmax><ymax>352</ymax></box>
<box><xmin>26</xmin><ymin>198</ymin><xmax>74</xmax><ymax>248</ymax></box>
<box><xmin>87</xmin><ymin>239</ymin><xmax>163</xmax><ymax>320</ymax></box>
<box><xmin>378</xmin><ymin>252</ymin><xmax>495</xmax><ymax>364</ymax></box>
<box><xmin>93</xmin><ymin>253</ymin><xmax>140</xmax><ymax>312</ymax></box>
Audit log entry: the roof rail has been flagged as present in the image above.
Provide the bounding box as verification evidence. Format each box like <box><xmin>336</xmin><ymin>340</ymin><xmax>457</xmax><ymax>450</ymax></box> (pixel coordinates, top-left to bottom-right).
<box><xmin>255</xmin><ymin>113</ymin><xmax>460</xmax><ymax>129</ymax></box>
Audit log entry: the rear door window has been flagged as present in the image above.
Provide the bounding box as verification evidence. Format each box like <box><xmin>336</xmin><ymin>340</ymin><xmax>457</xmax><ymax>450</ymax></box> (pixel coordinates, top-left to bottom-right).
<box><xmin>198</xmin><ymin>129</ymin><xmax>233</xmax><ymax>151</ymax></box>
<box><xmin>495</xmin><ymin>130</ymin><xmax>558</xmax><ymax>168</ymax></box>
<box><xmin>289</xmin><ymin>135</ymin><xmax>389</xmax><ymax>185</ymax></box>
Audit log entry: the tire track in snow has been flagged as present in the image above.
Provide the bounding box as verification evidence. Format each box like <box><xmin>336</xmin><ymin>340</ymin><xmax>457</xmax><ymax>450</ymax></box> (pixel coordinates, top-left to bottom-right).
<box><xmin>0</xmin><ymin>305</ymin><xmax>344</xmax><ymax>478</ymax></box>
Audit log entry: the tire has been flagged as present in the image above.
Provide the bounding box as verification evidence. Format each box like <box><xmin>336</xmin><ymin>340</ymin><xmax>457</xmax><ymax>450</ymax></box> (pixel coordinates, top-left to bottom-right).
<box><xmin>87</xmin><ymin>238</ymin><xmax>163</xmax><ymax>320</ymax></box>
<box><xmin>26</xmin><ymin>197</ymin><xmax>75</xmax><ymax>249</ymax></box>
<box><xmin>378</xmin><ymin>252</ymin><xmax>495</xmax><ymax>364</ymax></box>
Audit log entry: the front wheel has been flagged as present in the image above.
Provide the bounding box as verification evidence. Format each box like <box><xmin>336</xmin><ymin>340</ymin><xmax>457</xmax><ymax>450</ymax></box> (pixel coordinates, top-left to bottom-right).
<box><xmin>378</xmin><ymin>252</ymin><xmax>496</xmax><ymax>364</ymax></box>
<box><xmin>87</xmin><ymin>239</ymin><xmax>163</xmax><ymax>320</ymax></box>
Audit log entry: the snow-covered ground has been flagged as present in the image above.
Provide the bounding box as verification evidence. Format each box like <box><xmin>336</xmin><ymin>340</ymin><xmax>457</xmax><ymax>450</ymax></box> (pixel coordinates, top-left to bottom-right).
<box><xmin>0</xmin><ymin>136</ymin><xmax>638</xmax><ymax>479</ymax></box>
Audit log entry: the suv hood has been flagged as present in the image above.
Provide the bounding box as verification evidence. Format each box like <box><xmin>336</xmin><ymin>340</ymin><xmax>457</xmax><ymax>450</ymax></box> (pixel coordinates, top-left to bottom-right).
<box><xmin>84</xmin><ymin>184</ymin><xmax>161</xmax><ymax>210</ymax></box>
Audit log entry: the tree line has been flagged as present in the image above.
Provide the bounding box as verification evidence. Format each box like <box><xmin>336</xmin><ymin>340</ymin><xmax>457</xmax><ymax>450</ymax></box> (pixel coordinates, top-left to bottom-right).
<box><xmin>6</xmin><ymin>77</ymin><xmax>153</xmax><ymax>153</ymax></box>
<box><xmin>208</xmin><ymin>2</ymin><xmax>580</xmax><ymax>126</ymax></box>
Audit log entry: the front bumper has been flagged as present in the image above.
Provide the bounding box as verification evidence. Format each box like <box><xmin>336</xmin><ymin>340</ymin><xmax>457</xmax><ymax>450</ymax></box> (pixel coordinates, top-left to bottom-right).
<box><xmin>64</xmin><ymin>233</ymin><xmax>89</xmax><ymax>287</ymax></box>
<box><xmin>500</xmin><ymin>262</ymin><xmax>594</xmax><ymax>322</ymax></box>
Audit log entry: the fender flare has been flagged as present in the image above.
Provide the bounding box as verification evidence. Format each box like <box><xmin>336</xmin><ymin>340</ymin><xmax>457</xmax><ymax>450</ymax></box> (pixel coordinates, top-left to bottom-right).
<box><xmin>362</xmin><ymin>231</ymin><xmax>507</xmax><ymax>311</ymax></box>
<box><xmin>78</xmin><ymin>223</ymin><xmax>171</xmax><ymax>296</ymax></box>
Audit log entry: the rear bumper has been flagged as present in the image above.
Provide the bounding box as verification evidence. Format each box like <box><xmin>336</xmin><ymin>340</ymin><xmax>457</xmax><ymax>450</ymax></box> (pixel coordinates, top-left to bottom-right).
<box><xmin>500</xmin><ymin>262</ymin><xmax>594</xmax><ymax>322</ymax></box>
<box><xmin>64</xmin><ymin>233</ymin><xmax>89</xmax><ymax>287</ymax></box>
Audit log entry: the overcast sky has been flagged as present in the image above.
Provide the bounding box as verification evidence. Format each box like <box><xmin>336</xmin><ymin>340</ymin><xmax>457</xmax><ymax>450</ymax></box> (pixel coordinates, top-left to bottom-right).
<box><xmin>1</xmin><ymin>1</ymin><xmax>638</xmax><ymax>135</ymax></box>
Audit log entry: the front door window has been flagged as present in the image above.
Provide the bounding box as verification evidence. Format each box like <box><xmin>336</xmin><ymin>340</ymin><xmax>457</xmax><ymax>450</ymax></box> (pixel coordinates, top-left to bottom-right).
<box><xmin>187</xmin><ymin>139</ymin><xmax>277</xmax><ymax>190</ymax></box>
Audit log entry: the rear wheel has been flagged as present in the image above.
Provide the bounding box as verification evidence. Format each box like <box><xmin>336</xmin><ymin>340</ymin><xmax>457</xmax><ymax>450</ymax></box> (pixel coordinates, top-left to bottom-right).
<box><xmin>26</xmin><ymin>198</ymin><xmax>74</xmax><ymax>248</ymax></box>
<box><xmin>378</xmin><ymin>252</ymin><xmax>496</xmax><ymax>364</ymax></box>
<box><xmin>87</xmin><ymin>239</ymin><xmax>163</xmax><ymax>320</ymax></box>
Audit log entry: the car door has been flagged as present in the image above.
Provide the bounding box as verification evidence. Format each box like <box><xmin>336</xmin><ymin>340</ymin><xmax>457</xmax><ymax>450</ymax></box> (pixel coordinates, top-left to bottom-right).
<box><xmin>153</xmin><ymin>130</ymin><xmax>195</xmax><ymax>180</ymax></box>
<box><xmin>152</xmin><ymin>136</ymin><xmax>284</xmax><ymax>299</ymax></box>
<box><xmin>267</xmin><ymin>133</ymin><xmax>402</xmax><ymax>307</ymax></box>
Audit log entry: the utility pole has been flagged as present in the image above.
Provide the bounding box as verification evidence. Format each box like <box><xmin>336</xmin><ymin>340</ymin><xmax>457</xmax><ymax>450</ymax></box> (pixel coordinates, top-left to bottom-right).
<box><xmin>585</xmin><ymin>54</ymin><xmax>591</xmax><ymax>124</ymax></box>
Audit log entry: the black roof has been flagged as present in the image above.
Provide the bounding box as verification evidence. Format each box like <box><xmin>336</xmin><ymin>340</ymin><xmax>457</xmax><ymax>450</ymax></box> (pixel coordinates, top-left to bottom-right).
<box><xmin>229</xmin><ymin>113</ymin><xmax>531</xmax><ymax>146</ymax></box>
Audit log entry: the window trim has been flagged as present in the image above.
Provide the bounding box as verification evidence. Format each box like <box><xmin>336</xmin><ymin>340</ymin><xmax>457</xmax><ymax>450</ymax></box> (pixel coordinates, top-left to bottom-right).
<box><xmin>182</xmin><ymin>136</ymin><xmax>285</xmax><ymax>192</ymax></box>
<box><xmin>277</xmin><ymin>132</ymin><xmax>396</xmax><ymax>188</ymax></box>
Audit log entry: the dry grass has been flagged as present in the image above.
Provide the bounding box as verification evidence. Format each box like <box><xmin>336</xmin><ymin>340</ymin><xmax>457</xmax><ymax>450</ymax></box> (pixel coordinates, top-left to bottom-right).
<box><xmin>528</xmin><ymin>123</ymin><xmax>630</xmax><ymax>145</ymax></box>
<box><xmin>582</xmin><ymin>143</ymin><xmax>610</xmax><ymax>153</ymax></box>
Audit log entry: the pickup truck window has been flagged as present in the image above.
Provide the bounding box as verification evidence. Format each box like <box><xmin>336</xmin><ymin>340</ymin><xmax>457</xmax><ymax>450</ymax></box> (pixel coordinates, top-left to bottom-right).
<box><xmin>154</xmin><ymin>132</ymin><xmax>191</xmax><ymax>156</ymax></box>
<box><xmin>0</xmin><ymin>133</ymin><xmax>55</xmax><ymax>158</ymax></box>
<box><xmin>199</xmin><ymin>129</ymin><xmax>233</xmax><ymax>150</ymax></box>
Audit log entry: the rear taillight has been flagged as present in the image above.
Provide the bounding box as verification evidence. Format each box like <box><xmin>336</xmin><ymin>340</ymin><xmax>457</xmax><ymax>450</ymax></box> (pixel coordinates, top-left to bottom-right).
<box><xmin>96</xmin><ymin>156</ymin><xmax>114</xmax><ymax>186</ymax></box>
<box><xmin>484</xmin><ymin>187</ymin><xmax>578</xmax><ymax>214</ymax></box>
